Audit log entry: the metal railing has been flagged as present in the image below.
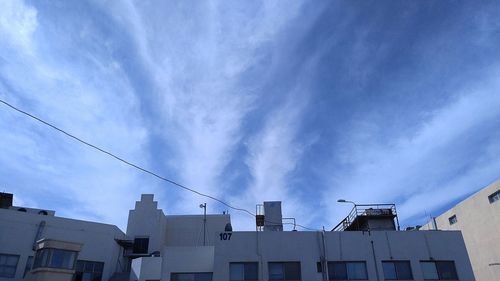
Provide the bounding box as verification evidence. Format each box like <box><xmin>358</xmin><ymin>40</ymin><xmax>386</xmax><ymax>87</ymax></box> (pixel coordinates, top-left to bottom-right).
<box><xmin>332</xmin><ymin>203</ymin><xmax>399</xmax><ymax>231</ymax></box>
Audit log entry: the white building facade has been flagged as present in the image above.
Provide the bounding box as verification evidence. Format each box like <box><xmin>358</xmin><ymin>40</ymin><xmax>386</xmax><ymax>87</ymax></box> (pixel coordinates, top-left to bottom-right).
<box><xmin>0</xmin><ymin>202</ymin><xmax>127</xmax><ymax>281</ymax></box>
<box><xmin>1</xmin><ymin>193</ymin><xmax>476</xmax><ymax>281</ymax></box>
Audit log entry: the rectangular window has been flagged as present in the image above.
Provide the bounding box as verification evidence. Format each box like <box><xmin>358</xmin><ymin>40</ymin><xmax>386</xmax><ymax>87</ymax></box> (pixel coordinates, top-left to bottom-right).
<box><xmin>23</xmin><ymin>256</ymin><xmax>34</xmax><ymax>278</ymax></box>
<box><xmin>230</xmin><ymin>262</ymin><xmax>258</xmax><ymax>281</ymax></box>
<box><xmin>133</xmin><ymin>237</ymin><xmax>150</xmax><ymax>254</ymax></box>
<box><xmin>50</xmin><ymin>249</ymin><xmax>76</xmax><ymax>269</ymax></box>
<box><xmin>73</xmin><ymin>260</ymin><xmax>104</xmax><ymax>281</ymax></box>
<box><xmin>268</xmin><ymin>262</ymin><xmax>301</xmax><ymax>281</ymax></box>
<box><xmin>488</xmin><ymin>190</ymin><xmax>500</xmax><ymax>204</ymax></box>
<box><xmin>382</xmin><ymin>261</ymin><xmax>412</xmax><ymax>280</ymax></box>
<box><xmin>317</xmin><ymin>262</ymin><xmax>323</xmax><ymax>272</ymax></box>
<box><xmin>0</xmin><ymin>253</ymin><xmax>20</xmax><ymax>278</ymax></box>
<box><xmin>171</xmin><ymin>273</ymin><xmax>213</xmax><ymax>281</ymax></box>
<box><xmin>448</xmin><ymin>215</ymin><xmax>457</xmax><ymax>225</ymax></box>
<box><xmin>328</xmin><ymin>261</ymin><xmax>368</xmax><ymax>280</ymax></box>
<box><xmin>33</xmin><ymin>248</ymin><xmax>77</xmax><ymax>270</ymax></box>
<box><xmin>421</xmin><ymin>261</ymin><xmax>458</xmax><ymax>280</ymax></box>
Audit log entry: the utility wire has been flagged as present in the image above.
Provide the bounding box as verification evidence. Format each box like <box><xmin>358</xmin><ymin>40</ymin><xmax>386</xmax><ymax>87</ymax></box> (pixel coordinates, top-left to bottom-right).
<box><xmin>0</xmin><ymin>98</ymin><xmax>319</xmax><ymax>231</ymax></box>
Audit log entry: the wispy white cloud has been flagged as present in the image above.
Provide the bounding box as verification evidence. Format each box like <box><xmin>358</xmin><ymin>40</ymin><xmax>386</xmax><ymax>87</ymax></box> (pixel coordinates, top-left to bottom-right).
<box><xmin>232</xmin><ymin>51</ymin><xmax>326</xmax><ymax>229</ymax></box>
<box><xmin>2</xmin><ymin>0</ymin><xmax>500</xmax><ymax>234</ymax></box>
<box><xmin>238</xmin><ymin>95</ymin><xmax>313</xmax><ymax>229</ymax></box>
<box><xmin>324</xmin><ymin>70</ymin><xmax>500</xmax><ymax>227</ymax></box>
<box><xmin>0</xmin><ymin>0</ymin><xmax>153</xmax><ymax>229</ymax></box>
<box><xmin>98</xmin><ymin>1</ymin><xmax>308</xmax><ymax>215</ymax></box>
<box><xmin>245</xmin><ymin>103</ymin><xmax>304</xmax><ymax>202</ymax></box>
<box><xmin>0</xmin><ymin>0</ymin><xmax>37</xmax><ymax>52</ymax></box>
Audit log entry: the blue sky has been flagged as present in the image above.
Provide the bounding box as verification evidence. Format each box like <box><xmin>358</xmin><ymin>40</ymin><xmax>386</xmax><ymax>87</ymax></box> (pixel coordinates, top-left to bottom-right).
<box><xmin>1</xmin><ymin>0</ymin><xmax>500</xmax><ymax>231</ymax></box>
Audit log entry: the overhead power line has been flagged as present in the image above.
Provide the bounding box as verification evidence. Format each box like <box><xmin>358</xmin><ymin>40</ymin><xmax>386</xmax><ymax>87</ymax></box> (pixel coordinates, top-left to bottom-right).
<box><xmin>0</xmin><ymin>98</ymin><xmax>319</xmax><ymax>231</ymax></box>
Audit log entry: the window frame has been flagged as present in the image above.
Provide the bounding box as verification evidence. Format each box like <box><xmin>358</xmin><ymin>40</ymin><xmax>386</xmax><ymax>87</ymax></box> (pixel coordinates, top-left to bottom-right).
<box><xmin>448</xmin><ymin>215</ymin><xmax>457</xmax><ymax>225</ymax></box>
<box><xmin>133</xmin><ymin>237</ymin><xmax>150</xmax><ymax>254</ymax></box>
<box><xmin>328</xmin><ymin>261</ymin><xmax>368</xmax><ymax>280</ymax></box>
<box><xmin>73</xmin><ymin>260</ymin><xmax>104</xmax><ymax>281</ymax></box>
<box><xmin>170</xmin><ymin>272</ymin><xmax>213</xmax><ymax>281</ymax></box>
<box><xmin>488</xmin><ymin>190</ymin><xmax>500</xmax><ymax>204</ymax></box>
<box><xmin>382</xmin><ymin>260</ymin><xmax>413</xmax><ymax>280</ymax></box>
<box><xmin>0</xmin><ymin>253</ymin><xmax>20</xmax><ymax>278</ymax></box>
<box><xmin>268</xmin><ymin>261</ymin><xmax>302</xmax><ymax>281</ymax></box>
<box><xmin>32</xmin><ymin>248</ymin><xmax>77</xmax><ymax>270</ymax></box>
<box><xmin>23</xmin><ymin>256</ymin><xmax>34</xmax><ymax>278</ymax></box>
<box><xmin>229</xmin><ymin>262</ymin><xmax>258</xmax><ymax>281</ymax></box>
<box><xmin>420</xmin><ymin>260</ymin><xmax>458</xmax><ymax>280</ymax></box>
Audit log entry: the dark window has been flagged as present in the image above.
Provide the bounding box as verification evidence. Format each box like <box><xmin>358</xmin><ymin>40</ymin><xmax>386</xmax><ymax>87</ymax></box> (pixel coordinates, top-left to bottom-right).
<box><xmin>133</xmin><ymin>237</ymin><xmax>149</xmax><ymax>254</ymax></box>
<box><xmin>171</xmin><ymin>273</ymin><xmax>213</xmax><ymax>281</ymax></box>
<box><xmin>0</xmin><ymin>253</ymin><xmax>20</xmax><ymax>278</ymax></box>
<box><xmin>230</xmin><ymin>262</ymin><xmax>258</xmax><ymax>281</ymax></box>
<box><xmin>73</xmin><ymin>260</ymin><xmax>104</xmax><ymax>281</ymax></box>
<box><xmin>448</xmin><ymin>215</ymin><xmax>457</xmax><ymax>225</ymax></box>
<box><xmin>33</xmin><ymin>248</ymin><xmax>77</xmax><ymax>270</ymax></box>
<box><xmin>268</xmin><ymin>262</ymin><xmax>301</xmax><ymax>281</ymax></box>
<box><xmin>329</xmin><ymin>261</ymin><xmax>368</xmax><ymax>280</ymax></box>
<box><xmin>317</xmin><ymin>262</ymin><xmax>323</xmax><ymax>273</ymax></box>
<box><xmin>23</xmin><ymin>256</ymin><xmax>34</xmax><ymax>278</ymax></box>
<box><xmin>421</xmin><ymin>261</ymin><xmax>458</xmax><ymax>280</ymax></box>
<box><xmin>382</xmin><ymin>261</ymin><xmax>412</xmax><ymax>280</ymax></box>
<box><xmin>50</xmin><ymin>249</ymin><xmax>76</xmax><ymax>268</ymax></box>
<box><xmin>489</xmin><ymin>190</ymin><xmax>500</xmax><ymax>204</ymax></box>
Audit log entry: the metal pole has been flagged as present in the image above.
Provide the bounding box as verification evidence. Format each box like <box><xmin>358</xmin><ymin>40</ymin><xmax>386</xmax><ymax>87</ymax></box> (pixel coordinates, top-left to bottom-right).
<box><xmin>370</xmin><ymin>241</ymin><xmax>381</xmax><ymax>281</ymax></box>
<box><xmin>321</xmin><ymin>229</ymin><xmax>329</xmax><ymax>281</ymax></box>
<box><xmin>200</xmin><ymin>203</ymin><xmax>207</xmax><ymax>246</ymax></box>
<box><xmin>203</xmin><ymin>203</ymin><xmax>207</xmax><ymax>246</ymax></box>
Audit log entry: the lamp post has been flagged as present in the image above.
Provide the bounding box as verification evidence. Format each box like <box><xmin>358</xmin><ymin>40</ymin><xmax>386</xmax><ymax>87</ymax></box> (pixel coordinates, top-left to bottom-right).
<box><xmin>337</xmin><ymin>199</ymin><xmax>356</xmax><ymax>207</ymax></box>
<box><xmin>199</xmin><ymin>203</ymin><xmax>207</xmax><ymax>246</ymax></box>
<box><xmin>337</xmin><ymin>199</ymin><xmax>358</xmax><ymax>230</ymax></box>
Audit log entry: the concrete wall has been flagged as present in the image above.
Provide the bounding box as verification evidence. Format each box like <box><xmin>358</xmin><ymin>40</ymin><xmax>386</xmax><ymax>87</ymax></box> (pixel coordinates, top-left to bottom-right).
<box><xmin>1</xmin><ymin>192</ymin><xmax>479</xmax><ymax>281</ymax></box>
<box><xmin>126</xmin><ymin>194</ymin><xmax>167</xmax><ymax>255</ymax></box>
<box><xmin>422</xmin><ymin>179</ymin><xmax>500</xmax><ymax>281</ymax></box>
<box><xmin>165</xmin><ymin>215</ymin><xmax>230</xmax><ymax>247</ymax></box>
<box><xmin>162</xmin><ymin>246</ymin><xmax>214</xmax><ymax>281</ymax></box>
<box><xmin>0</xmin><ymin>208</ymin><xmax>127</xmax><ymax>281</ymax></box>
<box><xmin>130</xmin><ymin>257</ymin><xmax>162</xmax><ymax>281</ymax></box>
<box><xmin>126</xmin><ymin>194</ymin><xmax>231</xmax><ymax>250</ymax></box>
<box><xmin>211</xmin><ymin>230</ymin><xmax>475</xmax><ymax>281</ymax></box>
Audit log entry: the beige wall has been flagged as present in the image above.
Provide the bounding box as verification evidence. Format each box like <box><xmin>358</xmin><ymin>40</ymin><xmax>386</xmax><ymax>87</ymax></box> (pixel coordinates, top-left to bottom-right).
<box><xmin>424</xmin><ymin>180</ymin><xmax>500</xmax><ymax>281</ymax></box>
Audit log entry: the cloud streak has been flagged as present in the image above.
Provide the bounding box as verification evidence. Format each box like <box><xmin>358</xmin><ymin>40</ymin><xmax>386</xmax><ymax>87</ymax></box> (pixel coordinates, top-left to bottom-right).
<box><xmin>324</xmin><ymin>70</ymin><xmax>500</xmax><ymax>227</ymax></box>
<box><xmin>0</xmin><ymin>0</ymin><xmax>154</xmax><ymax>229</ymax></box>
<box><xmin>1</xmin><ymin>0</ymin><xmax>500</xmax><ymax>232</ymax></box>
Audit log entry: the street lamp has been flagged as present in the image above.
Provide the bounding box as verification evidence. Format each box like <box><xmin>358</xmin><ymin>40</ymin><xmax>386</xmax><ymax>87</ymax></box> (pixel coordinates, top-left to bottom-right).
<box><xmin>489</xmin><ymin>263</ymin><xmax>500</xmax><ymax>266</ymax></box>
<box><xmin>337</xmin><ymin>199</ymin><xmax>359</xmax><ymax>230</ymax></box>
<box><xmin>199</xmin><ymin>203</ymin><xmax>207</xmax><ymax>246</ymax></box>
<box><xmin>337</xmin><ymin>199</ymin><xmax>356</xmax><ymax>207</ymax></box>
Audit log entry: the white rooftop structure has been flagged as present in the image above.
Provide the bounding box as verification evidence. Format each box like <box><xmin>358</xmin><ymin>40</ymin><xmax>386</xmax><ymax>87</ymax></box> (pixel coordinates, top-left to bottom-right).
<box><xmin>0</xmin><ymin>192</ymin><xmax>476</xmax><ymax>281</ymax></box>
